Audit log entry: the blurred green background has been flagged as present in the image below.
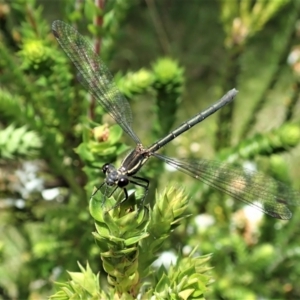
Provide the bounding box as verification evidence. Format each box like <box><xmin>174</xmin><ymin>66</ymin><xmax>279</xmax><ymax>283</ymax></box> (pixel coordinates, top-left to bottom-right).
<box><xmin>1</xmin><ymin>0</ymin><xmax>300</xmax><ymax>299</ymax></box>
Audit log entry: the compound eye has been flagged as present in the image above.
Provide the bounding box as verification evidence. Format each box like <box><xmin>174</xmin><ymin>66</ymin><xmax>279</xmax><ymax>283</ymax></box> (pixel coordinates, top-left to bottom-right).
<box><xmin>102</xmin><ymin>163</ymin><xmax>110</xmax><ymax>174</ymax></box>
<box><xmin>118</xmin><ymin>176</ymin><xmax>129</xmax><ymax>188</ymax></box>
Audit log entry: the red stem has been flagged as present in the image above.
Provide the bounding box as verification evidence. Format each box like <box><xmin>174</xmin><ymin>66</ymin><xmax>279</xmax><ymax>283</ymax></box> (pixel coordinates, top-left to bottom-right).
<box><xmin>89</xmin><ymin>0</ymin><xmax>106</xmax><ymax>120</ymax></box>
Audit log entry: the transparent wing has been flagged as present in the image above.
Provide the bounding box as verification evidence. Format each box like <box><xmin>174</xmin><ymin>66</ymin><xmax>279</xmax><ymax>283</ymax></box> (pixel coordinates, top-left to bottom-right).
<box><xmin>154</xmin><ymin>153</ymin><xmax>298</xmax><ymax>220</ymax></box>
<box><xmin>52</xmin><ymin>20</ymin><xmax>140</xmax><ymax>144</ymax></box>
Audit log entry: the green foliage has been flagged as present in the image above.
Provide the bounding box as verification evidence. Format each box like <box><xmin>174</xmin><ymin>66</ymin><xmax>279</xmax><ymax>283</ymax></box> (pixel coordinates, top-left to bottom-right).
<box><xmin>1</xmin><ymin>0</ymin><xmax>300</xmax><ymax>299</ymax></box>
<box><xmin>219</xmin><ymin>123</ymin><xmax>300</xmax><ymax>162</ymax></box>
<box><xmin>138</xmin><ymin>187</ymin><xmax>190</xmax><ymax>277</ymax></box>
<box><xmin>0</xmin><ymin>124</ymin><xmax>42</xmax><ymax>159</ymax></box>
<box><xmin>51</xmin><ymin>187</ymin><xmax>211</xmax><ymax>298</ymax></box>
<box><xmin>150</xmin><ymin>251</ymin><xmax>211</xmax><ymax>300</ymax></box>
<box><xmin>117</xmin><ymin>68</ymin><xmax>154</xmax><ymax>98</ymax></box>
<box><xmin>90</xmin><ymin>194</ymin><xmax>149</xmax><ymax>294</ymax></box>
<box><xmin>18</xmin><ymin>38</ymin><xmax>53</xmax><ymax>72</ymax></box>
<box><xmin>50</xmin><ymin>262</ymin><xmax>102</xmax><ymax>299</ymax></box>
<box><xmin>152</xmin><ymin>58</ymin><xmax>185</xmax><ymax>137</ymax></box>
<box><xmin>220</xmin><ymin>0</ymin><xmax>290</xmax><ymax>47</ymax></box>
